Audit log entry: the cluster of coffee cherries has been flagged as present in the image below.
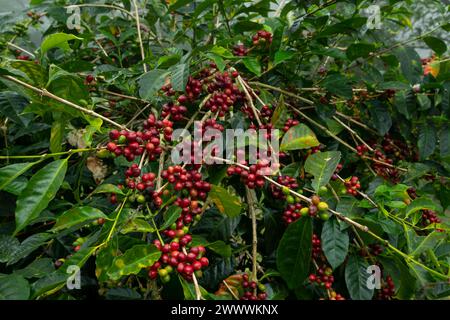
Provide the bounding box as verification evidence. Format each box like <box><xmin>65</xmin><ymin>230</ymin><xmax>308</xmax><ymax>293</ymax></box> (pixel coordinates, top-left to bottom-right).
<box><xmin>260</xmin><ymin>104</ymin><xmax>273</xmax><ymax>119</ymax></box>
<box><xmin>148</xmin><ymin>239</ymin><xmax>209</xmax><ymax>283</ymax></box>
<box><xmin>344</xmin><ymin>176</ymin><xmax>361</xmax><ymax>196</ymax></box>
<box><xmin>270</xmin><ymin>176</ymin><xmax>299</xmax><ymax>199</ymax></box>
<box><xmin>241</xmin><ymin>274</ymin><xmax>267</xmax><ymax>300</ymax></box>
<box><xmin>421</xmin><ymin>209</ymin><xmax>441</xmax><ymax>226</ymax></box>
<box><xmin>124</xmin><ymin>164</ymin><xmax>156</xmax><ymax>192</ymax></box>
<box><xmin>282</xmin><ymin>119</ymin><xmax>300</xmax><ymax>132</ymax></box>
<box><xmin>161</xmin><ymin>83</ymin><xmax>176</xmax><ymax>96</ymax></box>
<box><xmin>377</xmin><ymin>275</ymin><xmax>395</xmax><ymax>300</ymax></box>
<box><xmin>204</xmin><ymin>72</ymin><xmax>244</xmax><ymax>117</ymax></box>
<box><xmin>161</xmin><ymin>102</ymin><xmax>187</xmax><ymax>122</ymax></box>
<box><xmin>233</xmin><ymin>44</ymin><xmax>248</xmax><ymax>56</ymax></box>
<box><xmin>356</xmin><ymin>144</ymin><xmax>399</xmax><ymax>182</ymax></box>
<box><xmin>312</xmin><ymin>233</ymin><xmax>322</xmax><ymax>259</ymax></box>
<box><xmin>226</xmin><ymin>161</ymin><xmax>270</xmax><ymax>189</ymax></box>
<box><xmin>305</xmin><ymin>195</ymin><xmax>330</xmax><ymax>220</ymax></box>
<box><xmin>308</xmin><ymin>267</ymin><xmax>336</xmax><ymax>290</ymax></box>
<box><xmin>381</xmin><ymin>134</ymin><xmax>411</xmax><ymax>160</ymax></box>
<box><xmin>252</xmin><ymin>30</ymin><xmax>272</xmax><ymax>46</ymax></box>
<box><xmin>161</xmin><ymin>166</ymin><xmax>210</xmax><ymax>199</ymax></box>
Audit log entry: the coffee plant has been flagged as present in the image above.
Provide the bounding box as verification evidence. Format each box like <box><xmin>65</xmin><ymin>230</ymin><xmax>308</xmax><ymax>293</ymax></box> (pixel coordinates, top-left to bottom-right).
<box><xmin>0</xmin><ymin>0</ymin><xmax>449</xmax><ymax>301</ymax></box>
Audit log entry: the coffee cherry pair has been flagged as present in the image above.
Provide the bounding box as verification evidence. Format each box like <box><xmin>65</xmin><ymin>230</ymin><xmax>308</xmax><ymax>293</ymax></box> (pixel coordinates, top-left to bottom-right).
<box><xmin>421</xmin><ymin>209</ymin><xmax>441</xmax><ymax>226</ymax></box>
<box><xmin>161</xmin><ymin>102</ymin><xmax>187</xmax><ymax>122</ymax></box>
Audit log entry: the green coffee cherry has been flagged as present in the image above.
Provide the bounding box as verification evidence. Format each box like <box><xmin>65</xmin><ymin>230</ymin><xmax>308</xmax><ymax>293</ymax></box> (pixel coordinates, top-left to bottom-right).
<box><xmin>300</xmin><ymin>207</ymin><xmax>309</xmax><ymax>216</ymax></box>
<box><xmin>286</xmin><ymin>195</ymin><xmax>295</xmax><ymax>204</ymax></box>
<box><xmin>318</xmin><ymin>186</ymin><xmax>328</xmax><ymax>196</ymax></box>
<box><xmin>282</xmin><ymin>186</ymin><xmax>290</xmax><ymax>195</ymax></box>
<box><xmin>319</xmin><ymin>212</ymin><xmax>330</xmax><ymax>221</ymax></box>
<box><xmin>137</xmin><ymin>195</ymin><xmax>146</xmax><ymax>203</ymax></box>
<box><xmin>161</xmin><ymin>275</ymin><xmax>171</xmax><ymax>283</ymax></box>
<box><xmin>118</xmin><ymin>135</ymin><xmax>127</xmax><ymax>144</ymax></box>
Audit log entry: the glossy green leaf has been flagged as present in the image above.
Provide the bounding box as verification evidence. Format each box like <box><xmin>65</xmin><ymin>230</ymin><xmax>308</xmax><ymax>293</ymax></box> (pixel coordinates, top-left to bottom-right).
<box><xmin>0</xmin><ymin>161</ymin><xmax>37</xmax><ymax>191</ymax></box>
<box><xmin>107</xmin><ymin>244</ymin><xmax>161</xmax><ymax>280</ymax></box>
<box><xmin>280</xmin><ymin>124</ymin><xmax>319</xmax><ymax>151</ymax></box>
<box><xmin>346</xmin><ymin>43</ymin><xmax>375</xmax><ymax>60</ymax></box>
<box><xmin>208</xmin><ymin>185</ymin><xmax>242</xmax><ymax>217</ymax></box>
<box><xmin>52</xmin><ymin>206</ymin><xmax>107</xmax><ymax>232</ymax></box>
<box><xmin>0</xmin><ymin>235</ymin><xmax>20</xmax><ymax>263</ymax></box>
<box><xmin>160</xmin><ymin>206</ymin><xmax>182</xmax><ymax>230</ymax></box>
<box><xmin>242</xmin><ymin>57</ymin><xmax>261</xmax><ymax>76</ymax></box>
<box><xmin>345</xmin><ymin>255</ymin><xmax>374</xmax><ymax>300</ymax></box>
<box><xmin>15</xmin><ymin>159</ymin><xmax>68</xmax><ymax>234</ymax></box>
<box><xmin>170</xmin><ymin>63</ymin><xmax>189</xmax><ymax>92</ymax></box>
<box><xmin>418</xmin><ymin>124</ymin><xmax>436</xmax><ymax>160</ymax></box>
<box><xmin>14</xmin><ymin>258</ymin><xmax>54</xmax><ymax>279</ymax></box>
<box><xmin>41</xmin><ymin>33</ymin><xmax>82</xmax><ymax>54</ymax></box>
<box><xmin>276</xmin><ymin>217</ymin><xmax>312</xmax><ymax>289</ymax></box>
<box><xmin>139</xmin><ymin>69</ymin><xmax>169</xmax><ymax>101</ymax></box>
<box><xmin>304</xmin><ymin>151</ymin><xmax>341</xmax><ymax>192</ymax></box>
<box><xmin>0</xmin><ymin>274</ymin><xmax>30</xmax><ymax>300</ymax></box>
<box><xmin>321</xmin><ymin>218</ymin><xmax>349</xmax><ymax>269</ymax></box>
<box><xmin>423</xmin><ymin>37</ymin><xmax>447</xmax><ymax>56</ymax></box>
<box><xmin>323</xmin><ymin>74</ymin><xmax>352</xmax><ymax>99</ymax></box>
<box><xmin>91</xmin><ymin>183</ymin><xmax>125</xmax><ymax>196</ymax></box>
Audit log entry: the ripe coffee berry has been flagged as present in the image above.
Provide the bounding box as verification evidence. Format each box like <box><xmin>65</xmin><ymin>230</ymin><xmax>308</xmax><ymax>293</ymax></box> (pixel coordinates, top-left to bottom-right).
<box><xmin>377</xmin><ymin>275</ymin><xmax>395</xmax><ymax>300</ymax></box>
<box><xmin>226</xmin><ymin>160</ymin><xmax>270</xmax><ymax>189</ymax></box>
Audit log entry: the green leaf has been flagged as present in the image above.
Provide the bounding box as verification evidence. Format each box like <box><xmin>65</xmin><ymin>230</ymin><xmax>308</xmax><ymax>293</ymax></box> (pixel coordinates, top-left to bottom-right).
<box><xmin>91</xmin><ymin>183</ymin><xmax>125</xmax><ymax>196</ymax></box>
<box><xmin>138</xmin><ymin>69</ymin><xmax>169</xmax><ymax>101</ymax></box>
<box><xmin>276</xmin><ymin>217</ymin><xmax>312</xmax><ymax>289</ymax></box>
<box><xmin>405</xmin><ymin>198</ymin><xmax>442</xmax><ymax>218</ymax></box>
<box><xmin>321</xmin><ymin>218</ymin><xmax>349</xmax><ymax>269</ymax></box>
<box><xmin>107</xmin><ymin>244</ymin><xmax>161</xmax><ymax>280</ymax></box>
<box><xmin>280</xmin><ymin>124</ymin><xmax>320</xmax><ymax>151</ymax></box>
<box><xmin>105</xmin><ymin>288</ymin><xmax>142</xmax><ymax>300</ymax></box>
<box><xmin>394</xmin><ymin>90</ymin><xmax>415</xmax><ymax>120</ymax></box>
<box><xmin>345</xmin><ymin>255</ymin><xmax>374</xmax><ymax>300</ymax></box>
<box><xmin>323</xmin><ymin>74</ymin><xmax>352</xmax><ymax>99</ymax></box>
<box><xmin>208</xmin><ymin>185</ymin><xmax>242</xmax><ymax>217</ymax></box>
<box><xmin>206</xmin><ymin>53</ymin><xmax>226</xmax><ymax>72</ymax></box>
<box><xmin>418</xmin><ymin>124</ymin><xmax>436</xmax><ymax>160</ymax></box>
<box><xmin>346</xmin><ymin>43</ymin><xmax>375</xmax><ymax>60</ymax></box>
<box><xmin>369</xmin><ymin>101</ymin><xmax>392</xmax><ymax>136</ymax></box>
<box><xmin>242</xmin><ymin>57</ymin><xmax>261</xmax><ymax>76</ymax></box>
<box><xmin>411</xmin><ymin>232</ymin><xmax>446</xmax><ymax>257</ymax></box>
<box><xmin>423</xmin><ymin>37</ymin><xmax>447</xmax><ymax>56</ymax></box>
<box><xmin>50</xmin><ymin>120</ymin><xmax>64</xmax><ymax>154</ymax></box>
<box><xmin>440</xmin><ymin>125</ymin><xmax>450</xmax><ymax>159</ymax></box>
<box><xmin>0</xmin><ymin>274</ymin><xmax>30</xmax><ymax>300</ymax></box>
<box><xmin>274</xmin><ymin>50</ymin><xmax>295</xmax><ymax>65</ymax></box>
<box><xmin>304</xmin><ymin>151</ymin><xmax>341</xmax><ymax>192</ymax></box>
<box><xmin>15</xmin><ymin>159</ymin><xmax>68</xmax><ymax>234</ymax></box>
<box><xmin>170</xmin><ymin>63</ymin><xmax>189</xmax><ymax>92</ymax></box>
<box><xmin>206</xmin><ymin>240</ymin><xmax>232</xmax><ymax>258</ymax></box>
<box><xmin>8</xmin><ymin>233</ymin><xmax>53</xmax><ymax>266</ymax></box>
<box><xmin>417</xmin><ymin>94</ymin><xmax>431</xmax><ymax>111</ymax></box>
<box><xmin>0</xmin><ymin>235</ymin><xmax>20</xmax><ymax>263</ymax></box>
<box><xmin>271</xmin><ymin>95</ymin><xmax>289</xmax><ymax>128</ymax></box>
<box><xmin>0</xmin><ymin>91</ymin><xmax>32</xmax><ymax>127</ymax></box>
<box><xmin>393</xmin><ymin>47</ymin><xmax>422</xmax><ymax>84</ymax></box>
<box><xmin>41</xmin><ymin>33</ymin><xmax>82</xmax><ymax>54</ymax></box>
<box><xmin>121</xmin><ymin>218</ymin><xmax>155</xmax><ymax>234</ymax></box>
<box><xmin>160</xmin><ymin>206</ymin><xmax>182</xmax><ymax>230</ymax></box>
<box><xmin>210</xmin><ymin>46</ymin><xmax>234</xmax><ymax>58</ymax></box>
<box><xmin>51</xmin><ymin>206</ymin><xmax>107</xmax><ymax>232</ymax></box>
<box><xmin>0</xmin><ymin>161</ymin><xmax>37</xmax><ymax>191</ymax></box>
<box><xmin>14</xmin><ymin>258</ymin><xmax>54</xmax><ymax>279</ymax></box>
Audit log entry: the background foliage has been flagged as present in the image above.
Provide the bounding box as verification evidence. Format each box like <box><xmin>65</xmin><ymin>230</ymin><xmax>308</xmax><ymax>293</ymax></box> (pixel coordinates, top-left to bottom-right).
<box><xmin>0</xmin><ymin>0</ymin><xmax>449</xmax><ymax>300</ymax></box>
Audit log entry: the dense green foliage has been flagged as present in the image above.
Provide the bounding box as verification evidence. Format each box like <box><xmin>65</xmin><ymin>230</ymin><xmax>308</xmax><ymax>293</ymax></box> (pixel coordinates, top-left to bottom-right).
<box><xmin>0</xmin><ymin>0</ymin><xmax>449</xmax><ymax>300</ymax></box>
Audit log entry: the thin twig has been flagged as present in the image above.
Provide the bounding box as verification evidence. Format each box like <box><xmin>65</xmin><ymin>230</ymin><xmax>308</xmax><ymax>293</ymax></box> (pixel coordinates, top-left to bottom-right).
<box><xmin>2</xmin><ymin>75</ymin><xmax>127</xmax><ymax>130</ymax></box>
<box><xmin>245</xmin><ymin>187</ymin><xmax>259</xmax><ymax>286</ymax></box>
<box><xmin>7</xmin><ymin>42</ymin><xmax>35</xmax><ymax>58</ymax></box>
<box><xmin>132</xmin><ymin>0</ymin><xmax>147</xmax><ymax>73</ymax></box>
